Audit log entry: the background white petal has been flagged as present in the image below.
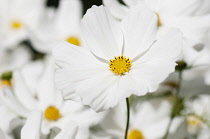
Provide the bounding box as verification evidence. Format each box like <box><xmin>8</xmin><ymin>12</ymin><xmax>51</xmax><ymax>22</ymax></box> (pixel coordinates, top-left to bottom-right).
<box><xmin>54</xmin><ymin>121</ymin><xmax>78</xmax><ymax>139</ymax></box>
<box><xmin>103</xmin><ymin>0</ymin><xmax>129</xmax><ymax>20</ymax></box>
<box><xmin>21</xmin><ymin>111</ymin><xmax>42</xmax><ymax>139</ymax></box>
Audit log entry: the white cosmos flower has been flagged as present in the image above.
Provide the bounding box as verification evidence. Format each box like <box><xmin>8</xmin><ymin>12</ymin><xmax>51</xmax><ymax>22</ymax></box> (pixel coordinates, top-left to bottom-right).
<box><xmin>184</xmin><ymin>95</ymin><xmax>210</xmax><ymax>136</ymax></box>
<box><xmin>0</xmin><ymin>58</ymin><xmax>106</xmax><ymax>135</ymax></box>
<box><xmin>0</xmin><ymin>44</ymin><xmax>32</xmax><ymax>74</ymax></box>
<box><xmin>91</xmin><ymin>98</ymin><xmax>172</xmax><ymax>139</ymax></box>
<box><xmin>53</xmin><ymin>5</ymin><xmax>183</xmax><ymax>112</ymax></box>
<box><xmin>103</xmin><ymin>0</ymin><xmax>210</xmax><ymax>68</ymax></box>
<box><xmin>0</xmin><ymin>105</ymin><xmax>16</xmax><ymax>136</ymax></box>
<box><xmin>185</xmin><ymin>95</ymin><xmax>210</xmax><ymax>122</ymax></box>
<box><xmin>29</xmin><ymin>0</ymin><xmax>83</xmax><ymax>54</ymax></box>
<box><xmin>21</xmin><ymin>111</ymin><xmax>79</xmax><ymax>139</ymax></box>
<box><xmin>0</xmin><ymin>0</ymin><xmax>43</xmax><ymax>49</ymax></box>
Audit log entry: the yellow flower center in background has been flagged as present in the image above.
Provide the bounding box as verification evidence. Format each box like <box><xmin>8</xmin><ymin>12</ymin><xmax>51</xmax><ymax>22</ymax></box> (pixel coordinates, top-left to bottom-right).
<box><xmin>109</xmin><ymin>56</ymin><xmax>132</xmax><ymax>75</ymax></box>
<box><xmin>187</xmin><ymin>115</ymin><xmax>201</xmax><ymax>127</ymax></box>
<box><xmin>10</xmin><ymin>21</ymin><xmax>22</xmax><ymax>30</ymax></box>
<box><xmin>44</xmin><ymin>106</ymin><xmax>60</xmax><ymax>121</ymax></box>
<box><xmin>128</xmin><ymin>129</ymin><xmax>144</xmax><ymax>139</ymax></box>
<box><xmin>66</xmin><ymin>36</ymin><xmax>80</xmax><ymax>46</ymax></box>
<box><xmin>0</xmin><ymin>80</ymin><xmax>11</xmax><ymax>86</ymax></box>
<box><xmin>155</xmin><ymin>13</ymin><xmax>161</xmax><ymax>27</ymax></box>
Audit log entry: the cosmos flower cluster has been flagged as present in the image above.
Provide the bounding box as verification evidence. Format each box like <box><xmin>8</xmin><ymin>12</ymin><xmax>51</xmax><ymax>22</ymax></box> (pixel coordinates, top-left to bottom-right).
<box><xmin>0</xmin><ymin>0</ymin><xmax>210</xmax><ymax>139</ymax></box>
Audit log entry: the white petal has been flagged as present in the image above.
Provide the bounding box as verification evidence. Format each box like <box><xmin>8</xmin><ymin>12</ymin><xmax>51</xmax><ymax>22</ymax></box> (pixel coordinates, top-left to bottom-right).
<box><xmin>98</xmin><ymin>101</ymin><xmax>126</xmax><ymax>136</ymax></box>
<box><xmin>131</xmin><ymin>59</ymin><xmax>176</xmax><ymax>92</ymax></box>
<box><xmin>19</xmin><ymin>60</ymin><xmax>45</xmax><ymax>94</ymax></box>
<box><xmin>53</xmin><ymin>42</ymin><xmax>108</xmax><ymax>101</ymax></box>
<box><xmin>35</xmin><ymin>59</ymin><xmax>59</xmax><ymax>108</ymax></box>
<box><xmin>53</xmin><ymin>42</ymin><xmax>109</xmax><ymax>99</ymax></box>
<box><xmin>62</xmin><ymin>93</ymin><xmax>81</xmax><ymax>101</ymax></box>
<box><xmin>121</xmin><ymin>4</ymin><xmax>157</xmax><ymax>59</ymax></box>
<box><xmin>144</xmin><ymin>117</ymin><xmax>170</xmax><ymax>138</ymax></box>
<box><xmin>0</xmin><ymin>87</ymin><xmax>29</xmax><ymax>117</ymax></box>
<box><xmin>55</xmin><ymin>0</ymin><xmax>82</xmax><ymax>35</ymax></box>
<box><xmin>163</xmin><ymin>15</ymin><xmax>210</xmax><ymax>46</ymax></box>
<box><xmin>0</xmin><ymin>129</ymin><xmax>6</xmax><ymax>139</ymax></box>
<box><xmin>114</xmin><ymin>75</ymin><xmax>137</xmax><ymax>101</ymax></box>
<box><xmin>76</xmin><ymin>72</ymin><xmax>119</xmax><ymax>112</ymax></box>
<box><xmin>75</xmin><ymin>126</ymin><xmax>90</xmax><ymax>139</ymax></box>
<box><xmin>13</xmin><ymin>71</ymin><xmax>38</xmax><ymax>110</ymax></box>
<box><xmin>139</xmin><ymin>0</ymin><xmax>161</xmax><ymax>11</ymax></box>
<box><xmin>54</xmin><ymin>121</ymin><xmax>78</xmax><ymax>139</ymax></box>
<box><xmin>193</xmin><ymin>0</ymin><xmax>210</xmax><ymax>15</ymax></box>
<box><xmin>0</xmin><ymin>105</ymin><xmax>16</xmax><ymax>132</ymax></box>
<box><xmin>103</xmin><ymin>0</ymin><xmax>129</xmax><ymax>20</ymax></box>
<box><xmin>28</xmin><ymin>27</ymin><xmax>58</xmax><ymax>54</ymax></box>
<box><xmin>136</xmin><ymin>28</ymin><xmax>183</xmax><ymax>63</ymax></box>
<box><xmin>53</xmin><ymin>41</ymin><xmax>105</xmax><ymax>68</ymax></box>
<box><xmin>21</xmin><ymin>111</ymin><xmax>42</xmax><ymax>139</ymax></box>
<box><xmin>81</xmin><ymin>6</ymin><xmax>123</xmax><ymax>60</ymax></box>
<box><xmin>0</xmin><ymin>45</ymin><xmax>32</xmax><ymax>73</ymax></box>
<box><xmin>158</xmin><ymin>0</ymin><xmax>201</xmax><ymax>16</ymax></box>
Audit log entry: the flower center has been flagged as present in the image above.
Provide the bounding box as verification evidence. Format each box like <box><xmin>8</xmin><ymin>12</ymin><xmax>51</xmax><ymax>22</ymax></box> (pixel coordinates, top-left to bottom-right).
<box><xmin>0</xmin><ymin>80</ymin><xmax>11</xmax><ymax>86</ymax></box>
<box><xmin>44</xmin><ymin>106</ymin><xmax>60</xmax><ymax>121</ymax></box>
<box><xmin>187</xmin><ymin>115</ymin><xmax>201</xmax><ymax>127</ymax></box>
<box><xmin>128</xmin><ymin>129</ymin><xmax>144</xmax><ymax>139</ymax></box>
<box><xmin>155</xmin><ymin>13</ymin><xmax>161</xmax><ymax>27</ymax></box>
<box><xmin>66</xmin><ymin>36</ymin><xmax>80</xmax><ymax>46</ymax></box>
<box><xmin>109</xmin><ymin>56</ymin><xmax>132</xmax><ymax>75</ymax></box>
<box><xmin>10</xmin><ymin>21</ymin><xmax>22</xmax><ymax>30</ymax></box>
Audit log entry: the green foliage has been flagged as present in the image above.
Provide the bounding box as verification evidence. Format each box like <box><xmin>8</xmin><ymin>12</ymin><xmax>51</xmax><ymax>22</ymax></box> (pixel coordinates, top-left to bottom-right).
<box><xmin>1</xmin><ymin>71</ymin><xmax>13</xmax><ymax>80</ymax></box>
<box><xmin>171</xmin><ymin>97</ymin><xmax>185</xmax><ymax>118</ymax></box>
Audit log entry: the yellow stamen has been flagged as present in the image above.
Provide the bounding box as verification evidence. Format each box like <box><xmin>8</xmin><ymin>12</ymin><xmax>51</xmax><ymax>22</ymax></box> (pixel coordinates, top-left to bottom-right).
<box><xmin>10</xmin><ymin>21</ymin><xmax>22</xmax><ymax>30</ymax></box>
<box><xmin>187</xmin><ymin>115</ymin><xmax>201</xmax><ymax>127</ymax></box>
<box><xmin>109</xmin><ymin>56</ymin><xmax>132</xmax><ymax>75</ymax></box>
<box><xmin>1</xmin><ymin>80</ymin><xmax>11</xmax><ymax>86</ymax></box>
<box><xmin>155</xmin><ymin>13</ymin><xmax>161</xmax><ymax>27</ymax></box>
<box><xmin>66</xmin><ymin>36</ymin><xmax>80</xmax><ymax>46</ymax></box>
<box><xmin>44</xmin><ymin>106</ymin><xmax>60</xmax><ymax>121</ymax></box>
<box><xmin>128</xmin><ymin>129</ymin><xmax>144</xmax><ymax>139</ymax></box>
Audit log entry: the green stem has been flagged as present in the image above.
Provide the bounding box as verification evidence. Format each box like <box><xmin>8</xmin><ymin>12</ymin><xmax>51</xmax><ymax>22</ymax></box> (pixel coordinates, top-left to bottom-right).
<box><xmin>162</xmin><ymin>70</ymin><xmax>183</xmax><ymax>139</ymax></box>
<box><xmin>162</xmin><ymin>117</ymin><xmax>173</xmax><ymax>139</ymax></box>
<box><xmin>125</xmin><ymin>98</ymin><xmax>130</xmax><ymax>139</ymax></box>
<box><xmin>176</xmin><ymin>70</ymin><xmax>183</xmax><ymax>97</ymax></box>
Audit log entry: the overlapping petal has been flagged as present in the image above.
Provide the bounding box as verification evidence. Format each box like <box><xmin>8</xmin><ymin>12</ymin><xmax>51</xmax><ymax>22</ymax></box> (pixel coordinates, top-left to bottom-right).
<box><xmin>121</xmin><ymin>4</ymin><xmax>157</xmax><ymax>59</ymax></box>
<box><xmin>81</xmin><ymin>6</ymin><xmax>123</xmax><ymax>60</ymax></box>
<box><xmin>21</xmin><ymin>111</ymin><xmax>42</xmax><ymax>139</ymax></box>
<box><xmin>103</xmin><ymin>0</ymin><xmax>129</xmax><ymax>20</ymax></box>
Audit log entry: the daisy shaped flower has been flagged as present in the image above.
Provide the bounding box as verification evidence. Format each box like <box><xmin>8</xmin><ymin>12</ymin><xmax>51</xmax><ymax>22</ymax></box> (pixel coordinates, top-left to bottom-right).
<box><xmin>184</xmin><ymin>95</ymin><xmax>210</xmax><ymax>137</ymax></box>
<box><xmin>0</xmin><ymin>0</ymin><xmax>43</xmax><ymax>49</ymax></box>
<box><xmin>0</xmin><ymin>45</ymin><xmax>32</xmax><ymax>74</ymax></box>
<box><xmin>29</xmin><ymin>0</ymin><xmax>83</xmax><ymax>54</ymax></box>
<box><xmin>91</xmin><ymin>98</ymin><xmax>172</xmax><ymax>139</ymax></box>
<box><xmin>104</xmin><ymin>0</ymin><xmax>210</xmax><ymax>68</ymax></box>
<box><xmin>21</xmin><ymin>111</ymin><xmax>79</xmax><ymax>139</ymax></box>
<box><xmin>53</xmin><ymin>5</ymin><xmax>183</xmax><ymax>112</ymax></box>
<box><xmin>0</xmin><ymin>58</ymin><xmax>106</xmax><ymax>135</ymax></box>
